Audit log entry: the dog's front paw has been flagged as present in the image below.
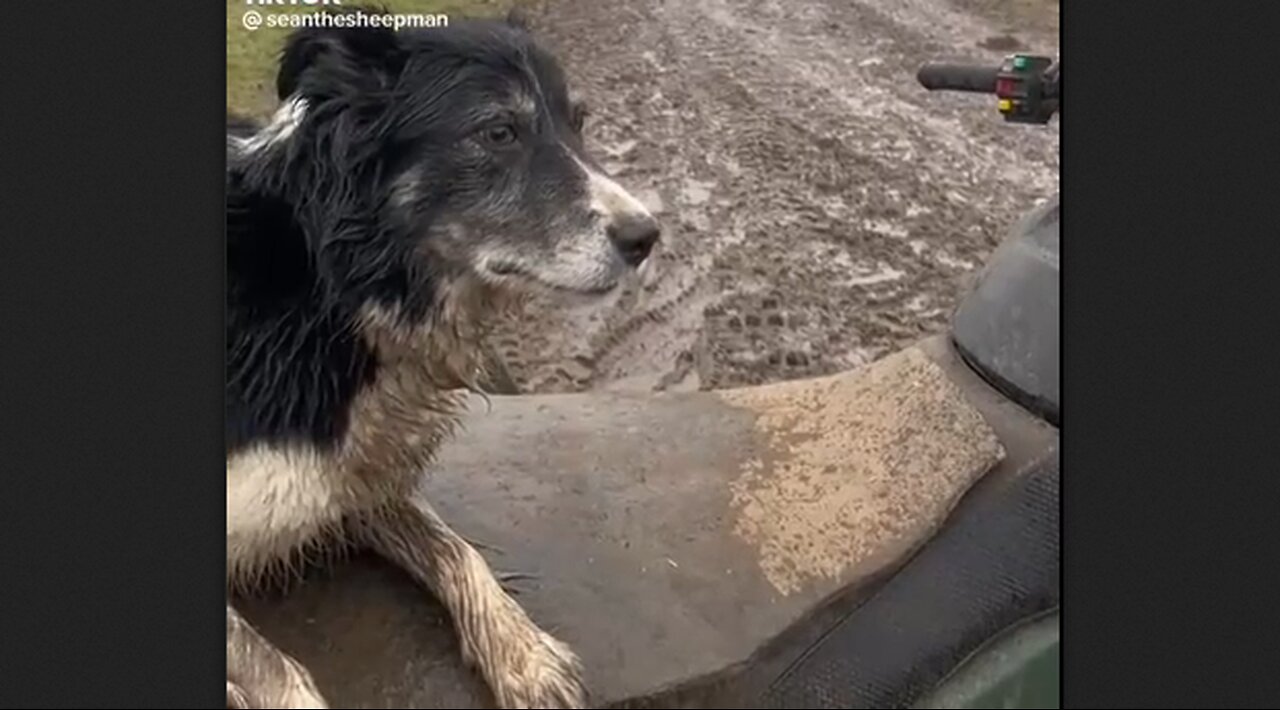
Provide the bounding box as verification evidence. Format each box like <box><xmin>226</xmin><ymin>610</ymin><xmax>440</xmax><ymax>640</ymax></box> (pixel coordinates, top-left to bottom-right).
<box><xmin>226</xmin><ymin>657</ymin><xmax>329</xmax><ymax>709</ymax></box>
<box><xmin>484</xmin><ymin>614</ymin><xmax>586</xmax><ymax>709</ymax></box>
<box><xmin>228</xmin><ymin>605</ymin><xmax>329</xmax><ymax>709</ymax></box>
<box><xmin>227</xmin><ymin>680</ymin><xmax>253</xmax><ymax>708</ymax></box>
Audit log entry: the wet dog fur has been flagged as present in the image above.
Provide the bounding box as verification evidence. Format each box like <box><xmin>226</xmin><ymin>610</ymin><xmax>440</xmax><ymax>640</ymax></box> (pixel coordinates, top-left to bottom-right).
<box><xmin>226</xmin><ymin>9</ymin><xmax>660</xmax><ymax>708</ymax></box>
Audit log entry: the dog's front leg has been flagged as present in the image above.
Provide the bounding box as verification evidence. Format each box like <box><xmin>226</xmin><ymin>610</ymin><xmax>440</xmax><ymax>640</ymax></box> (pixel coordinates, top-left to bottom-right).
<box><xmin>227</xmin><ymin>604</ymin><xmax>329</xmax><ymax>709</ymax></box>
<box><xmin>356</xmin><ymin>496</ymin><xmax>587</xmax><ymax>709</ymax></box>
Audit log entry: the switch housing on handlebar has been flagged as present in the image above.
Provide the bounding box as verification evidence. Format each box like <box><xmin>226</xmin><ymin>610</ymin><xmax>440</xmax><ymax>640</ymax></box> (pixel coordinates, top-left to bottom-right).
<box><xmin>995</xmin><ymin>54</ymin><xmax>1057</xmax><ymax>124</ymax></box>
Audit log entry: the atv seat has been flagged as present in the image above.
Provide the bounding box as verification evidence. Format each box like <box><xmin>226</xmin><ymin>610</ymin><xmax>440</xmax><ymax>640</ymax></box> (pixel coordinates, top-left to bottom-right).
<box><xmin>234</xmin><ymin>335</ymin><xmax>1058</xmax><ymax>708</ymax></box>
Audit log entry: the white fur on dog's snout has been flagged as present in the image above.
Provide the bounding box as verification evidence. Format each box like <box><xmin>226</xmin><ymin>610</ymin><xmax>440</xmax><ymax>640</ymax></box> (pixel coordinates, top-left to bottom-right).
<box><xmin>475</xmin><ymin>151</ymin><xmax>661</xmax><ymax>297</ymax></box>
<box><xmin>533</xmin><ymin>155</ymin><xmax>659</xmax><ymax>293</ymax></box>
<box><xmin>573</xmin><ymin>155</ymin><xmax>665</xmax><ymax>292</ymax></box>
<box><xmin>573</xmin><ymin>155</ymin><xmax>657</xmax><ymax>233</ymax></box>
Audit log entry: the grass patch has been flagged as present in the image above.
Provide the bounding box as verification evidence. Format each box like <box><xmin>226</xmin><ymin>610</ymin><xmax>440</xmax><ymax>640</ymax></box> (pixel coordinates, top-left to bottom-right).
<box><xmin>227</xmin><ymin>0</ymin><xmax>514</xmax><ymax>119</ymax></box>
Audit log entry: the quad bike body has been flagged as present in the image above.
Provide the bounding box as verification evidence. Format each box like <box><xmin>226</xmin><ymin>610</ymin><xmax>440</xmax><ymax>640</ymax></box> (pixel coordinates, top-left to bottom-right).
<box><xmin>234</xmin><ymin>55</ymin><xmax>1060</xmax><ymax>709</ymax></box>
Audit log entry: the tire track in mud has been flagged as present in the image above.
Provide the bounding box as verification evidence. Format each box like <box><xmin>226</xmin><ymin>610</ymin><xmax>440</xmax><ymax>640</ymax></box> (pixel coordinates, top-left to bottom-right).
<box><xmin>490</xmin><ymin>0</ymin><xmax>1059</xmax><ymax>392</ymax></box>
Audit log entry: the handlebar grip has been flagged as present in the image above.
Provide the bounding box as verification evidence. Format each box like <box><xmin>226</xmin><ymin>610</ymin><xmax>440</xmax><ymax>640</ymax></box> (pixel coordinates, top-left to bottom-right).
<box><xmin>917</xmin><ymin>63</ymin><xmax>999</xmax><ymax>93</ymax></box>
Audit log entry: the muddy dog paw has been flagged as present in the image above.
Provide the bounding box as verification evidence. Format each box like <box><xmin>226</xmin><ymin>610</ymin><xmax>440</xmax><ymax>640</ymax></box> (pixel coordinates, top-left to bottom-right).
<box><xmin>227</xmin><ymin>605</ymin><xmax>329</xmax><ymax>709</ymax></box>
<box><xmin>491</xmin><ymin>626</ymin><xmax>586</xmax><ymax>709</ymax></box>
<box><xmin>470</xmin><ymin>596</ymin><xmax>587</xmax><ymax>709</ymax></box>
<box><xmin>227</xmin><ymin>680</ymin><xmax>253</xmax><ymax>709</ymax></box>
<box><xmin>225</xmin><ymin>657</ymin><xmax>328</xmax><ymax>709</ymax></box>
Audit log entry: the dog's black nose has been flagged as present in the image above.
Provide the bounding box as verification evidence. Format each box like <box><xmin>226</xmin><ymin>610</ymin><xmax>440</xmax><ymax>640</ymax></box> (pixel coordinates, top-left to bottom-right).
<box><xmin>608</xmin><ymin>215</ymin><xmax>661</xmax><ymax>267</ymax></box>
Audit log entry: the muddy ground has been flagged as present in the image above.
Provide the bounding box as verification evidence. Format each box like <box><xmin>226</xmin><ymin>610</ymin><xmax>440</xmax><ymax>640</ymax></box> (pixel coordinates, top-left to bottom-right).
<box><xmin>489</xmin><ymin>0</ymin><xmax>1060</xmax><ymax>393</ymax></box>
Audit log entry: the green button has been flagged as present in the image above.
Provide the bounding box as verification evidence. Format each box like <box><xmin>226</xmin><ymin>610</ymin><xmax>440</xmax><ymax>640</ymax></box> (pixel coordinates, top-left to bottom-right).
<box><xmin>1013</xmin><ymin>55</ymin><xmax>1028</xmax><ymax>70</ymax></box>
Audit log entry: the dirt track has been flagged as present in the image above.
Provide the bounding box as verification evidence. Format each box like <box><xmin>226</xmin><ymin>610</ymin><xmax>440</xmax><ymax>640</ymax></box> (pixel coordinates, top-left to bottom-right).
<box><xmin>490</xmin><ymin>0</ymin><xmax>1060</xmax><ymax>393</ymax></box>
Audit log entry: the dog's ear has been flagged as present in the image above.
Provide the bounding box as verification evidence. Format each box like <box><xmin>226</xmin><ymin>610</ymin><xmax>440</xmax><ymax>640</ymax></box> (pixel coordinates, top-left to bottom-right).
<box><xmin>276</xmin><ymin>9</ymin><xmax>406</xmax><ymax>101</ymax></box>
<box><xmin>503</xmin><ymin>6</ymin><xmax>531</xmax><ymax>30</ymax></box>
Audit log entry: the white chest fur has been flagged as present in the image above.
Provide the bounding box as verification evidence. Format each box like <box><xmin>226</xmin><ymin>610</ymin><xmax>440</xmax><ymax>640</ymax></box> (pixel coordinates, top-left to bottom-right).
<box><xmin>226</xmin><ymin>317</ymin><xmax>475</xmax><ymax>584</ymax></box>
<box><xmin>226</xmin><ymin>444</ymin><xmax>354</xmax><ymax>581</ymax></box>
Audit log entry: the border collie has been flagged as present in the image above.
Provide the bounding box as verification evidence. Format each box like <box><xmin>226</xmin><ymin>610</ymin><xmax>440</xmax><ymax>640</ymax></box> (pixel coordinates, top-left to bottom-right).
<box><xmin>226</xmin><ymin>9</ymin><xmax>660</xmax><ymax>708</ymax></box>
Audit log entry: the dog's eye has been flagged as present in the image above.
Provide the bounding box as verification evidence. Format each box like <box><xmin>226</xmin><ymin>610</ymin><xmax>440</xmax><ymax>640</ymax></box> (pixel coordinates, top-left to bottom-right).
<box><xmin>482</xmin><ymin>124</ymin><xmax>517</xmax><ymax>147</ymax></box>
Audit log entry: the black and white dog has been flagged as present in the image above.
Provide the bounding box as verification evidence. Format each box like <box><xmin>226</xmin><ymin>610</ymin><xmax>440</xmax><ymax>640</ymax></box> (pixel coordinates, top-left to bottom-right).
<box><xmin>226</xmin><ymin>9</ymin><xmax>660</xmax><ymax>708</ymax></box>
